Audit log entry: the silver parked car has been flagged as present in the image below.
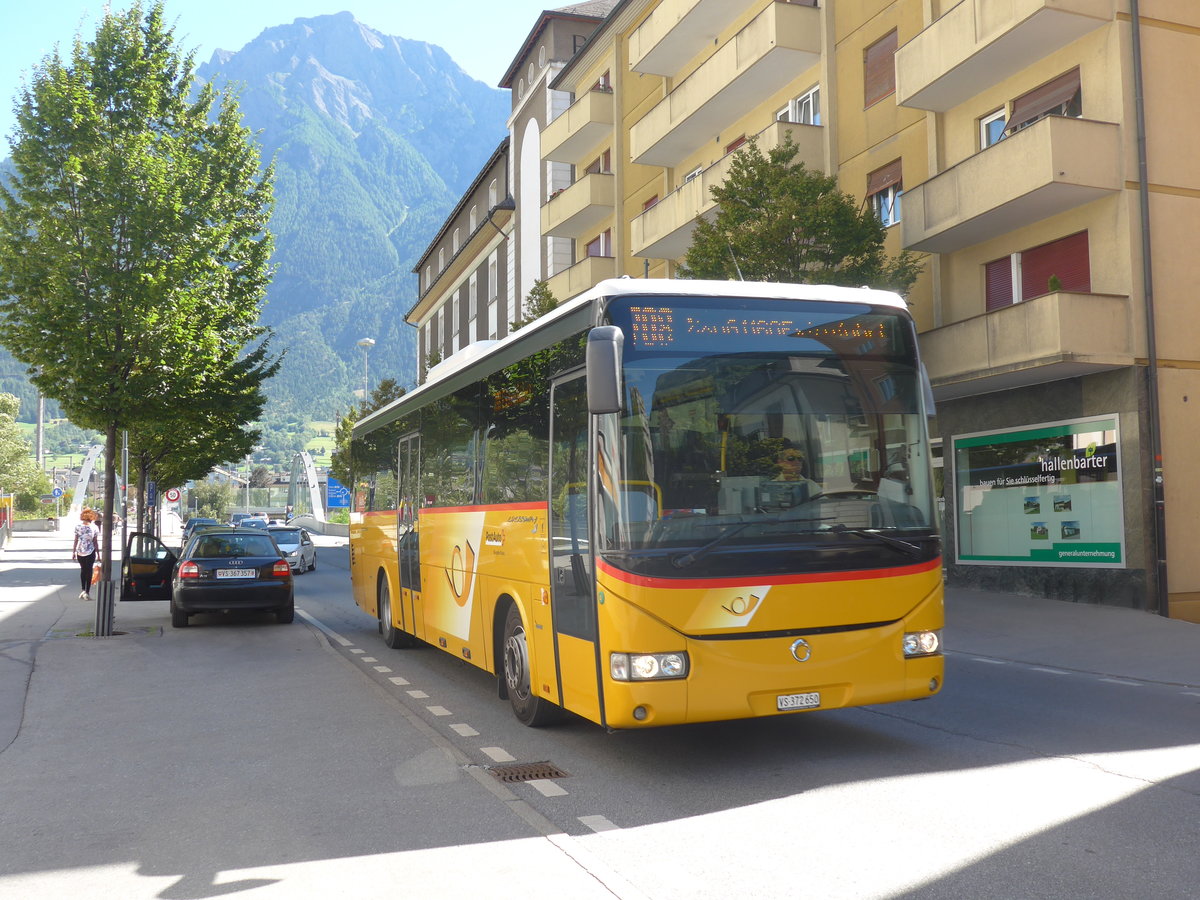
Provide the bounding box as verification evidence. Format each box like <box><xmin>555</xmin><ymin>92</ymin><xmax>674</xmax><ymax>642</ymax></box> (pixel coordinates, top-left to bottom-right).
<box><xmin>266</xmin><ymin>525</ymin><xmax>317</xmax><ymax>573</ymax></box>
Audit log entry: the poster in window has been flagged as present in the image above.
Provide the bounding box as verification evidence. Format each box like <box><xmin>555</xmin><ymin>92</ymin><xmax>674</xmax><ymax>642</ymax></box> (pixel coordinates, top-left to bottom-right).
<box><xmin>953</xmin><ymin>415</ymin><xmax>1124</xmax><ymax>567</ymax></box>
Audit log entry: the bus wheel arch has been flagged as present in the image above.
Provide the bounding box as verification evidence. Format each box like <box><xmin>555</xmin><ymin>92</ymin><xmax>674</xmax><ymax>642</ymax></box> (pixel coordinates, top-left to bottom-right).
<box><xmin>378</xmin><ymin>569</ymin><xmax>414</xmax><ymax>649</ymax></box>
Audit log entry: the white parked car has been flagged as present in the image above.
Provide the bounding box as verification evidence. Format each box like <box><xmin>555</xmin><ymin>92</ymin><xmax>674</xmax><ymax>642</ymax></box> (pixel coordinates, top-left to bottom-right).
<box><xmin>266</xmin><ymin>525</ymin><xmax>317</xmax><ymax>573</ymax></box>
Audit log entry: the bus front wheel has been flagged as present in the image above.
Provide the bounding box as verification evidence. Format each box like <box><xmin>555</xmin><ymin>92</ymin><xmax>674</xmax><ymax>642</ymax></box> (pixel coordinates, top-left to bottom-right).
<box><xmin>502</xmin><ymin>604</ymin><xmax>559</xmax><ymax>727</ymax></box>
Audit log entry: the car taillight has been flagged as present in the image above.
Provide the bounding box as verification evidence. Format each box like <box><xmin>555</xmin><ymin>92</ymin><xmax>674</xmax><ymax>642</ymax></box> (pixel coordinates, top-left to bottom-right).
<box><xmin>179</xmin><ymin>561</ymin><xmax>200</xmax><ymax>579</ymax></box>
<box><xmin>272</xmin><ymin>560</ymin><xmax>291</xmax><ymax>578</ymax></box>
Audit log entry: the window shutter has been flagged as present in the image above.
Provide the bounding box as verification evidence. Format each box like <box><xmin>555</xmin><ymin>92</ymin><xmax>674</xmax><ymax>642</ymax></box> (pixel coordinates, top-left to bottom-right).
<box><xmin>864</xmin><ymin>30</ymin><xmax>898</xmax><ymax>107</ymax></box>
<box><xmin>985</xmin><ymin>257</ymin><xmax>1014</xmax><ymax>311</ymax></box>
<box><xmin>1006</xmin><ymin>68</ymin><xmax>1081</xmax><ymax>132</ymax></box>
<box><xmin>867</xmin><ymin>159</ymin><xmax>903</xmax><ymax>197</ymax></box>
<box><xmin>1021</xmin><ymin>231</ymin><xmax>1090</xmax><ymax>299</ymax></box>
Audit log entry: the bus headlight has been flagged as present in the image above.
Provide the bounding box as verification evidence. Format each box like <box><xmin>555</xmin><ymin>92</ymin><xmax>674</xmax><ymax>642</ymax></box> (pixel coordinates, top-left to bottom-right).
<box><xmin>610</xmin><ymin>652</ymin><xmax>689</xmax><ymax>681</ymax></box>
<box><xmin>902</xmin><ymin>630</ymin><xmax>941</xmax><ymax>658</ymax></box>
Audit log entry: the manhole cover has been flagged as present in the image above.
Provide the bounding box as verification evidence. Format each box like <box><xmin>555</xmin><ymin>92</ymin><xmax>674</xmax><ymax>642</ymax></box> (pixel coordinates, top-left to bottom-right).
<box><xmin>484</xmin><ymin>761</ymin><xmax>570</xmax><ymax>783</ymax></box>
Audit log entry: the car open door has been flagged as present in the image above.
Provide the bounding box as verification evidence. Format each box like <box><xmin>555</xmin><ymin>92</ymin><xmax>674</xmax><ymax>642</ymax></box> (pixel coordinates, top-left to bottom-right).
<box><xmin>122</xmin><ymin>532</ymin><xmax>177</xmax><ymax>601</ymax></box>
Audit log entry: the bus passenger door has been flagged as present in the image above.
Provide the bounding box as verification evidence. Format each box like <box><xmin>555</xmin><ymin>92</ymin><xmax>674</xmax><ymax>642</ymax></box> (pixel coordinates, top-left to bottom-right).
<box><xmin>549</xmin><ymin>374</ymin><xmax>601</xmax><ymax>721</ymax></box>
<box><xmin>397</xmin><ymin>433</ymin><xmax>421</xmax><ymax>640</ymax></box>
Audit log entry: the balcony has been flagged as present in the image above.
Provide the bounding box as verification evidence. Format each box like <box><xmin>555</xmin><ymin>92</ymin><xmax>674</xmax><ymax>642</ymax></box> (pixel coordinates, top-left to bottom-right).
<box><xmin>629</xmin><ymin>0</ymin><xmax>750</xmax><ymax>76</ymax></box>
<box><xmin>921</xmin><ymin>291</ymin><xmax>1133</xmax><ymax>401</ymax></box>
<box><xmin>896</xmin><ymin>0</ymin><xmax>1114</xmax><ymax>112</ymax></box>
<box><xmin>629</xmin><ymin>1</ymin><xmax>821</xmax><ymax>168</ymax></box>
<box><xmin>542</xmin><ymin>88</ymin><xmax>615</xmax><ymax>164</ymax></box>
<box><xmin>632</xmin><ymin>120</ymin><xmax>823</xmax><ymax>260</ymax></box>
<box><xmin>542</xmin><ymin>172</ymin><xmax>615</xmax><ymax>239</ymax></box>
<box><xmin>901</xmin><ymin>116</ymin><xmax>1120</xmax><ymax>254</ymax></box>
<box><xmin>546</xmin><ymin>254</ymin><xmax>617</xmax><ymax>302</ymax></box>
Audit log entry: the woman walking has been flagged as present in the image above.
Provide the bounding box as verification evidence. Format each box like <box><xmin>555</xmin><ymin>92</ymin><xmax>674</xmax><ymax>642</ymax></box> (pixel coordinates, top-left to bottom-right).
<box><xmin>72</xmin><ymin>509</ymin><xmax>101</xmax><ymax>601</ymax></box>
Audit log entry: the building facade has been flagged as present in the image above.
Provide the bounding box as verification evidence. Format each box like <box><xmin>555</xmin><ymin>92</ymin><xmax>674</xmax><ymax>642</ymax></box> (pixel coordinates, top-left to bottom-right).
<box><xmin>411</xmin><ymin>0</ymin><xmax>1200</xmax><ymax>621</ymax></box>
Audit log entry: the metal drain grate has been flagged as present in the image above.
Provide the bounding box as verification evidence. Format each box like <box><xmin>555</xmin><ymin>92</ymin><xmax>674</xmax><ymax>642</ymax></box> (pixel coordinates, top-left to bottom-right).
<box><xmin>484</xmin><ymin>761</ymin><xmax>570</xmax><ymax>783</ymax></box>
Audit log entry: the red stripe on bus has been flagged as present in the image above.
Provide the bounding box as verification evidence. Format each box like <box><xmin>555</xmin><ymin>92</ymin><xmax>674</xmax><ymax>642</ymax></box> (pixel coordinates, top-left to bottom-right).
<box><xmin>596</xmin><ymin>557</ymin><xmax>942</xmax><ymax>589</ymax></box>
<box><xmin>420</xmin><ymin>502</ymin><xmax>548</xmax><ymax>515</ymax></box>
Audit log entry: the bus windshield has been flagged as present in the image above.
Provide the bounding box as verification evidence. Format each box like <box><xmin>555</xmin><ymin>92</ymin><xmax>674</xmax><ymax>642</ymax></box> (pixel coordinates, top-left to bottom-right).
<box><xmin>598</xmin><ymin>295</ymin><xmax>939</xmax><ymax>579</ymax></box>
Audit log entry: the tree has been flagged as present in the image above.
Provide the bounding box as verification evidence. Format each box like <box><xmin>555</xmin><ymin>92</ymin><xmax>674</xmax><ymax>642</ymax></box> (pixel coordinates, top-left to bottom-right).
<box><xmin>329</xmin><ymin>378</ymin><xmax>405</xmax><ymax>488</ymax></box>
<box><xmin>0</xmin><ymin>3</ymin><xmax>277</xmax><ymax>630</ymax></box>
<box><xmin>678</xmin><ymin>136</ymin><xmax>923</xmax><ymax>294</ymax></box>
<box><xmin>510</xmin><ymin>280</ymin><xmax>559</xmax><ymax>331</ymax></box>
<box><xmin>0</xmin><ymin>393</ymin><xmax>45</xmax><ymax>500</ymax></box>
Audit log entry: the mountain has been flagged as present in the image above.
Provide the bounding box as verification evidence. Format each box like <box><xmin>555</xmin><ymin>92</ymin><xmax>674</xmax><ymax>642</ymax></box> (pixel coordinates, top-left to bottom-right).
<box><xmin>197</xmin><ymin>12</ymin><xmax>509</xmax><ymax>417</ymax></box>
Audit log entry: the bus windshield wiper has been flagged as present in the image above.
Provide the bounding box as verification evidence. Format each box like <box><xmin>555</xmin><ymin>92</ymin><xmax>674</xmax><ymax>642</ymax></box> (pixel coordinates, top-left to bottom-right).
<box><xmin>670</xmin><ymin>514</ymin><xmax>831</xmax><ymax>569</ymax></box>
<box><xmin>828</xmin><ymin>524</ymin><xmax>924</xmax><ymax>557</ymax></box>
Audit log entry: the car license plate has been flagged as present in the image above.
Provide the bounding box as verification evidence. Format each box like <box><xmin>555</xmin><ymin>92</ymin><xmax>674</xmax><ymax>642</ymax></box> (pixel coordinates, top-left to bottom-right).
<box><xmin>777</xmin><ymin>691</ymin><xmax>820</xmax><ymax>711</ymax></box>
<box><xmin>216</xmin><ymin>569</ymin><xmax>255</xmax><ymax>579</ymax></box>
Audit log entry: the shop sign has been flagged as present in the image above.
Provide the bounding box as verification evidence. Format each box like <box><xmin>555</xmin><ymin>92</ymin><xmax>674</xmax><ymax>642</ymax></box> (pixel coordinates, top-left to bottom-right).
<box><xmin>952</xmin><ymin>415</ymin><xmax>1124</xmax><ymax>567</ymax></box>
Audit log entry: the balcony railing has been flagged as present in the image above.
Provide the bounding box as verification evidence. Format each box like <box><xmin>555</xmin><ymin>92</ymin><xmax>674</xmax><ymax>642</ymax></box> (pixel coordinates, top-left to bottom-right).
<box><xmin>628</xmin><ymin>0</ymin><xmax>751</xmax><ymax>76</ymax></box>
<box><xmin>632</xmin><ymin>120</ymin><xmax>824</xmax><ymax>260</ymax></box>
<box><xmin>901</xmin><ymin>116</ymin><xmax>1120</xmax><ymax>254</ymax></box>
<box><xmin>542</xmin><ymin>87</ymin><xmax>615</xmax><ymax>164</ymax></box>
<box><xmin>629</xmin><ymin>1</ymin><xmax>820</xmax><ymax>168</ymax></box>
<box><xmin>921</xmin><ymin>291</ymin><xmax>1133</xmax><ymax>401</ymax></box>
<box><xmin>542</xmin><ymin>172</ymin><xmax>615</xmax><ymax>239</ymax></box>
<box><xmin>546</xmin><ymin>254</ymin><xmax>617</xmax><ymax>303</ymax></box>
<box><xmin>896</xmin><ymin>0</ymin><xmax>1114</xmax><ymax>112</ymax></box>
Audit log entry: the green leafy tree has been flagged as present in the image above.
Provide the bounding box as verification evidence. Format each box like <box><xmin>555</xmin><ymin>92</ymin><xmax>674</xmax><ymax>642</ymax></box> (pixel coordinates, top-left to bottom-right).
<box><xmin>0</xmin><ymin>3</ymin><xmax>277</xmax><ymax>618</ymax></box>
<box><xmin>189</xmin><ymin>481</ymin><xmax>235</xmax><ymax>520</ymax></box>
<box><xmin>678</xmin><ymin>136</ymin><xmax>923</xmax><ymax>293</ymax></box>
<box><xmin>329</xmin><ymin>378</ymin><xmax>406</xmax><ymax>488</ymax></box>
<box><xmin>0</xmin><ymin>393</ymin><xmax>46</xmax><ymax>500</ymax></box>
<box><xmin>510</xmin><ymin>280</ymin><xmax>559</xmax><ymax>331</ymax></box>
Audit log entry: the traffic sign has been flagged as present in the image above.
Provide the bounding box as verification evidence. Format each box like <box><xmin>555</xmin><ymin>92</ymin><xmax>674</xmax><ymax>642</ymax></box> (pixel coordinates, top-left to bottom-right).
<box><xmin>51</xmin><ymin>487</ymin><xmax>64</xmax><ymax>498</ymax></box>
<box><xmin>165</xmin><ymin>488</ymin><xmax>181</xmax><ymax>503</ymax></box>
<box><xmin>326</xmin><ymin>477</ymin><xmax>351</xmax><ymax>509</ymax></box>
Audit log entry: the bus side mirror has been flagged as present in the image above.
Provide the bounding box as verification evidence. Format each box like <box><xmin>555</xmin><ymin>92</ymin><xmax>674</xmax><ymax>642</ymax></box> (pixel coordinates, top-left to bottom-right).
<box><xmin>587</xmin><ymin>325</ymin><xmax>624</xmax><ymax>414</ymax></box>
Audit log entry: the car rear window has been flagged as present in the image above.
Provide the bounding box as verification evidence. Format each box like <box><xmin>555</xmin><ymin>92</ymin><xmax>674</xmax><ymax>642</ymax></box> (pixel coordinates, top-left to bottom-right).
<box><xmin>269</xmin><ymin>529</ymin><xmax>300</xmax><ymax>540</ymax></box>
<box><xmin>194</xmin><ymin>535</ymin><xmax>279</xmax><ymax>558</ymax></box>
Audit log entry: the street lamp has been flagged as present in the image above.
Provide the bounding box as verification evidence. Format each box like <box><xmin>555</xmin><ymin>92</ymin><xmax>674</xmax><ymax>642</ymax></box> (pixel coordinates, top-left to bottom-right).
<box><xmin>357</xmin><ymin>337</ymin><xmax>376</xmax><ymax>401</ymax></box>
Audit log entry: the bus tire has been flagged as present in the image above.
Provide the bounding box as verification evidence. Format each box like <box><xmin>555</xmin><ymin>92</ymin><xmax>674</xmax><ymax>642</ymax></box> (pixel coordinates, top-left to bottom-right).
<box><xmin>502</xmin><ymin>604</ymin><xmax>560</xmax><ymax>727</ymax></box>
<box><xmin>378</xmin><ymin>577</ymin><xmax>414</xmax><ymax>649</ymax></box>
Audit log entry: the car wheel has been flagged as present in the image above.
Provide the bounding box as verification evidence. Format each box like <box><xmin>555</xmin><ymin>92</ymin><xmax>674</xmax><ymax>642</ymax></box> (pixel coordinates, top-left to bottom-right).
<box><xmin>502</xmin><ymin>604</ymin><xmax>560</xmax><ymax>727</ymax></box>
<box><xmin>170</xmin><ymin>599</ymin><xmax>189</xmax><ymax>628</ymax></box>
<box><xmin>379</xmin><ymin>578</ymin><xmax>414</xmax><ymax>649</ymax></box>
<box><xmin>309</xmin><ymin>554</ymin><xmax>316</xmax><ymax>571</ymax></box>
<box><xmin>277</xmin><ymin>601</ymin><xmax>294</xmax><ymax>624</ymax></box>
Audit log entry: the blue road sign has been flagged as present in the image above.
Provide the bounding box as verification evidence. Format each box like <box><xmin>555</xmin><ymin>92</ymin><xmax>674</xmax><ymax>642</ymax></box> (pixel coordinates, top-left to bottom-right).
<box><xmin>326</xmin><ymin>477</ymin><xmax>350</xmax><ymax>509</ymax></box>
<box><xmin>51</xmin><ymin>487</ymin><xmax>64</xmax><ymax>498</ymax></box>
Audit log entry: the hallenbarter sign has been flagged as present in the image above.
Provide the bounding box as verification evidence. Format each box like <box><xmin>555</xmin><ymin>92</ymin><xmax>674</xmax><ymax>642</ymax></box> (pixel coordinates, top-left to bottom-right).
<box><xmin>952</xmin><ymin>414</ymin><xmax>1125</xmax><ymax>568</ymax></box>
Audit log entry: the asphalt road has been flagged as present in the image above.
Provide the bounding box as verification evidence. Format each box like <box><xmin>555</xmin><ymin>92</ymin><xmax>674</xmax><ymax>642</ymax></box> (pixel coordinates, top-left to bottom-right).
<box><xmin>1</xmin><ymin>531</ymin><xmax>1197</xmax><ymax>899</ymax></box>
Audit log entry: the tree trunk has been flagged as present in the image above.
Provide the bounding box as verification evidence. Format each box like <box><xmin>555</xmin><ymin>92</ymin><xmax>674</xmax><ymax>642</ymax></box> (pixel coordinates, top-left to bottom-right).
<box><xmin>96</xmin><ymin>422</ymin><xmax>119</xmax><ymax>636</ymax></box>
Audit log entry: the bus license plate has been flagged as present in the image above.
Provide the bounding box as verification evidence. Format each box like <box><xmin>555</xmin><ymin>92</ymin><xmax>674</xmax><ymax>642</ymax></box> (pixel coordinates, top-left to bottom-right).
<box><xmin>216</xmin><ymin>569</ymin><xmax>255</xmax><ymax>579</ymax></box>
<box><xmin>777</xmin><ymin>692</ymin><xmax>820</xmax><ymax>711</ymax></box>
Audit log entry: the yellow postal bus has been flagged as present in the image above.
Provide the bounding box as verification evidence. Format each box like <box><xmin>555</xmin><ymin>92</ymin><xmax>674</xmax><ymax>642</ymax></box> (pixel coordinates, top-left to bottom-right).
<box><xmin>349</xmin><ymin>279</ymin><xmax>943</xmax><ymax>728</ymax></box>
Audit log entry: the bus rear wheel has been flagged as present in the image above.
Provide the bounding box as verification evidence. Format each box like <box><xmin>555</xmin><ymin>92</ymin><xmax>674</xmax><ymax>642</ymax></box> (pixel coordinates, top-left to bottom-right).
<box><xmin>379</xmin><ymin>578</ymin><xmax>413</xmax><ymax>649</ymax></box>
<box><xmin>502</xmin><ymin>604</ymin><xmax>560</xmax><ymax>727</ymax></box>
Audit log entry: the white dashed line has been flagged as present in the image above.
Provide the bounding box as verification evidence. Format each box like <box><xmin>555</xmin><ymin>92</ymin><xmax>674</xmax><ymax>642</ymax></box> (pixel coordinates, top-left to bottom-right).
<box><xmin>579</xmin><ymin>815</ymin><xmax>619</xmax><ymax>832</ymax></box>
<box><xmin>481</xmin><ymin>747</ymin><xmax>515</xmax><ymax>763</ymax></box>
<box><xmin>450</xmin><ymin>724</ymin><xmax>479</xmax><ymax>737</ymax></box>
<box><xmin>388</xmin><ymin>676</ymin><xmax>410</xmax><ymax>686</ymax></box>
<box><xmin>350</xmin><ymin>649</ymin><xmax>365</xmax><ymax>655</ymax></box>
<box><xmin>971</xmin><ymin>657</ymin><xmax>1008</xmax><ymax>665</ymax></box>
<box><xmin>407</xmin><ymin>690</ymin><xmax>429</xmax><ymax>699</ymax></box>
<box><xmin>295</xmin><ymin>609</ymin><xmax>353</xmax><ymax>646</ymax></box>
<box><xmin>1098</xmin><ymin>677</ymin><xmax>1142</xmax><ymax>686</ymax></box>
<box><xmin>373</xmin><ymin>666</ymin><xmax>392</xmax><ymax>673</ymax></box>
<box><xmin>1031</xmin><ymin>667</ymin><xmax>1069</xmax><ymax>675</ymax></box>
<box><xmin>1183</xmin><ymin>691</ymin><xmax>1200</xmax><ymax>699</ymax></box>
<box><xmin>528</xmin><ymin>779</ymin><xmax>568</xmax><ymax>797</ymax></box>
<box><xmin>361</xmin><ymin>657</ymin><xmax>378</xmax><ymax>663</ymax></box>
<box><xmin>427</xmin><ymin>706</ymin><xmax>452</xmax><ymax>717</ymax></box>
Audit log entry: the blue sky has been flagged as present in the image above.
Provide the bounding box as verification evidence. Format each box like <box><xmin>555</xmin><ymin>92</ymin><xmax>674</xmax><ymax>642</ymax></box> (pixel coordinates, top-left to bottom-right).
<box><xmin>1</xmin><ymin>1</ymin><xmax>564</xmax><ymax>146</ymax></box>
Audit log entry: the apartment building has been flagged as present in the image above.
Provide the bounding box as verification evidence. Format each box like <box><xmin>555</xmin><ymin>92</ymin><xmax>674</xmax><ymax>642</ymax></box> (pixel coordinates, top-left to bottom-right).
<box><xmin>411</xmin><ymin>1</ymin><xmax>1199</xmax><ymax>620</ymax></box>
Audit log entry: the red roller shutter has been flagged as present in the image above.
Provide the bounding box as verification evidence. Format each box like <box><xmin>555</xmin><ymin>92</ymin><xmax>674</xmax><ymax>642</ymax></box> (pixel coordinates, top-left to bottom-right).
<box><xmin>864</xmin><ymin>31</ymin><xmax>898</xmax><ymax>107</ymax></box>
<box><xmin>985</xmin><ymin>257</ymin><xmax>1014</xmax><ymax>311</ymax></box>
<box><xmin>1021</xmin><ymin>231</ymin><xmax>1090</xmax><ymax>300</ymax></box>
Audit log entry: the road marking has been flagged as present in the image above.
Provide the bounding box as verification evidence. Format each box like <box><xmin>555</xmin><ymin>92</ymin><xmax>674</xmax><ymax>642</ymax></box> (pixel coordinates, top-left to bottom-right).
<box><xmin>971</xmin><ymin>657</ymin><xmax>1008</xmax><ymax>665</ymax></box>
<box><xmin>407</xmin><ymin>690</ymin><xmax>429</xmax><ymax>699</ymax></box>
<box><xmin>481</xmin><ymin>747</ymin><xmax>515</xmax><ymax>763</ymax></box>
<box><xmin>1030</xmin><ymin>666</ymin><xmax>1069</xmax><ymax>675</ymax></box>
<box><xmin>427</xmin><ymin>705</ymin><xmax>452</xmax><ymax>717</ymax></box>
<box><xmin>450</xmin><ymin>724</ymin><xmax>479</xmax><ymax>737</ymax></box>
<box><xmin>361</xmin><ymin>656</ymin><xmax>378</xmax><ymax>662</ymax></box>
<box><xmin>1183</xmin><ymin>691</ymin><xmax>1200</xmax><ymax>699</ymax></box>
<box><xmin>528</xmin><ymin>779</ymin><xmax>568</xmax><ymax>797</ymax></box>
<box><xmin>295</xmin><ymin>609</ymin><xmax>352</xmax><ymax>646</ymax></box>
<box><xmin>388</xmin><ymin>676</ymin><xmax>410</xmax><ymax>686</ymax></box>
<box><xmin>350</xmin><ymin>649</ymin><xmax>365</xmax><ymax>655</ymax></box>
<box><xmin>579</xmin><ymin>815</ymin><xmax>619</xmax><ymax>832</ymax></box>
<box><xmin>1098</xmin><ymin>677</ymin><xmax>1141</xmax><ymax>686</ymax></box>
<box><xmin>373</xmin><ymin>665</ymin><xmax>392</xmax><ymax>673</ymax></box>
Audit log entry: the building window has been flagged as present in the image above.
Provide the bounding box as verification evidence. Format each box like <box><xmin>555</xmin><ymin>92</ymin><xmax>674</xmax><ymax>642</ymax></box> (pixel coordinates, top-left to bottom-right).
<box><xmin>487</xmin><ymin>251</ymin><xmax>499</xmax><ymax>340</ymax></box>
<box><xmin>470</xmin><ymin>206</ymin><xmax>477</xmax><ymax>233</ymax></box>
<box><xmin>518</xmin><ymin>80</ymin><xmax>525</xmax><ymax>100</ymax></box>
<box><xmin>592</xmin><ymin>70</ymin><xmax>611</xmax><ymax>92</ymax></box>
<box><xmin>864</xmin><ymin>30</ymin><xmax>898</xmax><ymax>108</ymax></box>
<box><xmin>979</xmin><ymin>108</ymin><xmax>1007</xmax><ymax>149</ymax></box>
<box><xmin>985</xmin><ymin>231</ymin><xmax>1091</xmax><ymax>310</ymax></box>
<box><xmin>867</xmin><ymin>159</ymin><xmax>903</xmax><ymax>227</ymax></box>
<box><xmin>539</xmin><ymin>46</ymin><xmax>547</xmax><ymax>68</ymax></box>
<box><xmin>1006</xmin><ymin>68</ymin><xmax>1082</xmax><ymax>135</ymax></box>
<box><xmin>585</xmin><ymin>228</ymin><xmax>612</xmax><ymax>258</ymax></box>
<box><xmin>642</xmin><ymin>195</ymin><xmax>659</xmax><ymax>211</ymax></box>
<box><xmin>584</xmin><ymin>149</ymin><xmax>612</xmax><ymax>174</ymax></box>
<box><xmin>573</xmin><ymin>34</ymin><xmax>587</xmax><ymax>54</ymax></box>
<box><xmin>438</xmin><ymin>247</ymin><xmax>445</xmax><ymax>271</ymax></box>
<box><xmin>777</xmin><ymin>85</ymin><xmax>820</xmax><ymax>125</ymax></box>
<box><xmin>683</xmin><ymin>166</ymin><xmax>703</xmax><ymax>185</ymax></box>
<box><xmin>452</xmin><ymin>228</ymin><xmax>460</xmax><ymax>254</ymax></box>
<box><xmin>450</xmin><ymin>296</ymin><xmax>460</xmax><ymax>351</ymax></box>
<box><xmin>724</xmin><ymin>135</ymin><xmax>747</xmax><ymax>155</ymax></box>
<box><xmin>468</xmin><ymin>272</ymin><xmax>478</xmax><ymax>319</ymax></box>
<box><xmin>488</xmin><ymin>179</ymin><xmax>498</xmax><ymax>208</ymax></box>
<box><xmin>423</xmin><ymin>265</ymin><xmax>431</xmax><ymax>292</ymax></box>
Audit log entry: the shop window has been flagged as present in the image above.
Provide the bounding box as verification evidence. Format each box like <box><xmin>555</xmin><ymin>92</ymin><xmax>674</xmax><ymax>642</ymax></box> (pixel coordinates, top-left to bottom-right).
<box><xmin>864</xmin><ymin>30</ymin><xmax>898</xmax><ymax>108</ymax></box>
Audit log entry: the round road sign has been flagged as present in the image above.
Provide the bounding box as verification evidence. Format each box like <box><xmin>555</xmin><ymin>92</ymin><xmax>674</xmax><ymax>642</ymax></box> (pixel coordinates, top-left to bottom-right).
<box><xmin>165</xmin><ymin>488</ymin><xmax>181</xmax><ymax>503</ymax></box>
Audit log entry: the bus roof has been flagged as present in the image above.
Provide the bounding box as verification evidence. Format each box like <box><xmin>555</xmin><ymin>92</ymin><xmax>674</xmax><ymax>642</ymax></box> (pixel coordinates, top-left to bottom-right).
<box><xmin>354</xmin><ymin>278</ymin><xmax>908</xmax><ymax>438</ymax></box>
